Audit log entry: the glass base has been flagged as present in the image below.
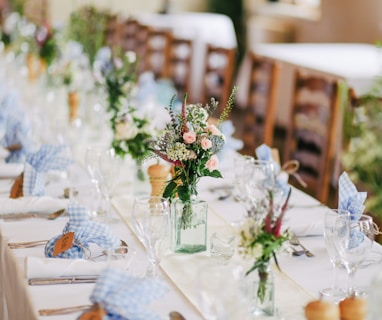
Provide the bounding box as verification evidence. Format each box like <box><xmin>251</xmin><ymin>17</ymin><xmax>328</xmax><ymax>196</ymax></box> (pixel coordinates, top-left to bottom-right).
<box><xmin>320</xmin><ymin>287</ymin><xmax>347</xmax><ymax>303</ymax></box>
<box><xmin>174</xmin><ymin>244</ymin><xmax>206</xmax><ymax>254</ymax></box>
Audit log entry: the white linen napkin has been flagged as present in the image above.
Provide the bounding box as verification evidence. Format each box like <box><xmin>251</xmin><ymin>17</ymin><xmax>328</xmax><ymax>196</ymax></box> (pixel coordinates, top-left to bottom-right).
<box><xmin>0</xmin><ymin>179</ymin><xmax>13</xmax><ymax>195</ymax></box>
<box><xmin>0</xmin><ymin>196</ymin><xmax>68</xmax><ymax>215</ymax></box>
<box><xmin>25</xmin><ymin>256</ymin><xmax>107</xmax><ymax>278</ymax></box>
<box><xmin>286</xmin><ymin>222</ymin><xmax>324</xmax><ymax>237</ymax></box>
<box><xmin>0</xmin><ymin>163</ymin><xmax>23</xmax><ymax>178</ymax></box>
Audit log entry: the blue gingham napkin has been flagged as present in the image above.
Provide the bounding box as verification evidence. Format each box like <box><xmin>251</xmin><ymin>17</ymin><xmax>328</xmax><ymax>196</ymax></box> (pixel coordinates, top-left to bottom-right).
<box><xmin>90</xmin><ymin>267</ymin><xmax>168</xmax><ymax>320</ymax></box>
<box><xmin>338</xmin><ymin>171</ymin><xmax>367</xmax><ymax>221</ymax></box>
<box><xmin>255</xmin><ymin>144</ymin><xmax>289</xmax><ymax>194</ymax></box>
<box><xmin>338</xmin><ymin>171</ymin><xmax>367</xmax><ymax>248</ymax></box>
<box><xmin>45</xmin><ymin>203</ymin><xmax>121</xmax><ymax>259</ymax></box>
<box><xmin>218</xmin><ymin>120</ymin><xmax>244</xmax><ymax>156</ymax></box>
<box><xmin>0</xmin><ymin>92</ymin><xmax>33</xmax><ymax>163</ymax></box>
<box><xmin>23</xmin><ymin>144</ymin><xmax>73</xmax><ymax>196</ymax></box>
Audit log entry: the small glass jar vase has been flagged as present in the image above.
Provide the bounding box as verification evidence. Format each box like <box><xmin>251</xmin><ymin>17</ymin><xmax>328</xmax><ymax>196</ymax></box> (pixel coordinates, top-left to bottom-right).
<box><xmin>243</xmin><ymin>262</ymin><xmax>275</xmax><ymax>316</ymax></box>
<box><xmin>171</xmin><ymin>197</ymin><xmax>208</xmax><ymax>254</ymax></box>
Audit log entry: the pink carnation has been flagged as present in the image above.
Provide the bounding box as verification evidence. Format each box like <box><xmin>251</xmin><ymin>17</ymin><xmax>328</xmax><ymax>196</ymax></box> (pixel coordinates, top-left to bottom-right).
<box><xmin>201</xmin><ymin>138</ymin><xmax>212</xmax><ymax>150</ymax></box>
<box><xmin>206</xmin><ymin>155</ymin><xmax>219</xmax><ymax>171</ymax></box>
<box><xmin>207</xmin><ymin>124</ymin><xmax>221</xmax><ymax>136</ymax></box>
<box><xmin>183</xmin><ymin>131</ymin><xmax>196</xmax><ymax>144</ymax></box>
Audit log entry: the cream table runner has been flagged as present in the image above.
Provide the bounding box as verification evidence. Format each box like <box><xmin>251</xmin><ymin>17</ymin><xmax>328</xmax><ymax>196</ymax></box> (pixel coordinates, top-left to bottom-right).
<box><xmin>112</xmin><ymin>195</ymin><xmax>314</xmax><ymax>320</ymax></box>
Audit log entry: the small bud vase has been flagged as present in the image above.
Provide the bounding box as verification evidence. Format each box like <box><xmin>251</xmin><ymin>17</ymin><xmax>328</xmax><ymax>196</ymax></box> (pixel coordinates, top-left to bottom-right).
<box><xmin>171</xmin><ymin>197</ymin><xmax>208</xmax><ymax>254</ymax></box>
<box><xmin>242</xmin><ymin>262</ymin><xmax>275</xmax><ymax>316</ymax></box>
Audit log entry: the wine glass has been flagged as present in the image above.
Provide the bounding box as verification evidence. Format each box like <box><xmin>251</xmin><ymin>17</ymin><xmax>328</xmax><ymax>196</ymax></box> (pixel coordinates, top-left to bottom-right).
<box><xmin>320</xmin><ymin>209</ymin><xmax>349</xmax><ymax>302</ymax></box>
<box><xmin>98</xmin><ymin>148</ymin><xmax>121</xmax><ymax>224</ymax></box>
<box><xmin>131</xmin><ymin>195</ymin><xmax>170</xmax><ymax>278</ymax></box>
<box><xmin>335</xmin><ymin>213</ymin><xmax>375</xmax><ymax>296</ymax></box>
<box><xmin>84</xmin><ymin>146</ymin><xmax>104</xmax><ymax>218</ymax></box>
<box><xmin>244</xmin><ymin>160</ymin><xmax>275</xmax><ymax>221</ymax></box>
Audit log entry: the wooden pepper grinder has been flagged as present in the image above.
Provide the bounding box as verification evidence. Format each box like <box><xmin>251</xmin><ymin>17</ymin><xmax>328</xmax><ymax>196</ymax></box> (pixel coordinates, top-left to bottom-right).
<box><xmin>148</xmin><ymin>163</ymin><xmax>170</xmax><ymax>197</ymax></box>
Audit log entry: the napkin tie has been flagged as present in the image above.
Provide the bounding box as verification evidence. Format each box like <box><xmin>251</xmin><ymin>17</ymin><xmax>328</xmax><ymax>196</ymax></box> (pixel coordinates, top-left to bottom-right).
<box><xmin>89</xmin><ymin>267</ymin><xmax>168</xmax><ymax>320</ymax></box>
<box><xmin>23</xmin><ymin>144</ymin><xmax>73</xmax><ymax>196</ymax></box>
<box><xmin>45</xmin><ymin>203</ymin><xmax>120</xmax><ymax>259</ymax></box>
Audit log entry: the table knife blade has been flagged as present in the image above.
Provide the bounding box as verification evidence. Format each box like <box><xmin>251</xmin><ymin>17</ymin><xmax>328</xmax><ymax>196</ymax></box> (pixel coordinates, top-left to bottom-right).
<box><xmin>28</xmin><ymin>276</ymin><xmax>98</xmax><ymax>285</ymax></box>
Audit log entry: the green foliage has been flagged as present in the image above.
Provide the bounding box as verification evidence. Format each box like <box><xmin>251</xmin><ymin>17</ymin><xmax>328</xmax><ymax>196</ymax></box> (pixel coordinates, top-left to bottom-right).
<box><xmin>342</xmin><ymin>75</ymin><xmax>382</xmax><ymax>217</ymax></box>
<box><xmin>67</xmin><ymin>6</ymin><xmax>110</xmax><ymax>66</ymax></box>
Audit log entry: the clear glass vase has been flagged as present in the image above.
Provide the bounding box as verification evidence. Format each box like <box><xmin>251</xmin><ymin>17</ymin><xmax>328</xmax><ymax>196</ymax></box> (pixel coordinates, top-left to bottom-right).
<box><xmin>242</xmin><ymin>263</ymin><xmax>275</xmax><ymax>316</ymax></box>
<box><xmin>171</xmin><ymin>198</ymin><xmax>208</xmax><ymax>254</ymax></box>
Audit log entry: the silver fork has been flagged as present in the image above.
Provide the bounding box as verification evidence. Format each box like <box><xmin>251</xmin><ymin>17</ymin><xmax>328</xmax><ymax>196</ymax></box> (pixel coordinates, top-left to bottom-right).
<box><xmin>290</xmin><ymin>234</ymin><xmax>315</xmax><ymax>257</ymax></box>
<box><xmin>39</xmin><ymin>305</ymin><xmax>92</xmax><ymax>316</ymax></box>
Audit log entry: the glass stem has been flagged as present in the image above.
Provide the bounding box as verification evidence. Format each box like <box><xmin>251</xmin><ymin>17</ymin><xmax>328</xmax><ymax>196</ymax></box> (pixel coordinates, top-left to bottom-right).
<box><xmin>331</xmin><ymin>263</ymin><xmax>339</xmax><ymax>291</ymax></box>
<box><xmin>347</xmin><ymin>266</ymin><xmax>357</xmax><ymax>296</ymax></box>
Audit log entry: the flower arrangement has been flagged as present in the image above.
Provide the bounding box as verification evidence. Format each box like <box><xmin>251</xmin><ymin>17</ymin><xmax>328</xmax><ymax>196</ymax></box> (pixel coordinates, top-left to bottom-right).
<box><xmin>111</xmin><ymin>107</ymin><xmax>155</xmax><ymax>176</ymax></box>
<box><xmin>35</xmin><ymin>24</ymin><xmax>58</xmax><ymax>68</ymax></box>
<box><xmin>236</xmin><ymin>188</ymin><xmax>291</xmax><ymax>303</ymax></box>
<box><xmin>152</xmin><ymin>87</ymin><xmax>237</xmax><ymax>227</ymax></box>
<box><xmin>67</xmin><ymin>5</ymin><xmax>110</xmax><ymax>66</ymax></box>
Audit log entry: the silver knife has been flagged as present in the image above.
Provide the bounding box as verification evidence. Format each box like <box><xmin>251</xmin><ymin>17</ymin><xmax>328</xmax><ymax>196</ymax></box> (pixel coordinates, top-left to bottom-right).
<box><xmin>28</xmin><ymin>276</ymin><xmax>98</xmax><ymax>285</ymax></box>
<box><xmin>0</xmin><ymin>212</ymin><xmax>39</xmax><ymax>220</ymax></box>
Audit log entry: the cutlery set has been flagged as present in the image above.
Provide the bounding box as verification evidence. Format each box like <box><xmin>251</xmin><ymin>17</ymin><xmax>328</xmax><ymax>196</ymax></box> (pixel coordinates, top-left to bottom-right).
<box><xmin>0</xmin><ymin>208</ymin><xmax>66</xmax><ymax>221</ymax></box>
<box><xmin>29</xmin><ymin>276</ymin><xmax>98</xmax><ymax>286</ymax></box>
<box><xmin>289</xmin><ymin>234</ymin><xmax>315</xmax><ymax>257</ymax></box>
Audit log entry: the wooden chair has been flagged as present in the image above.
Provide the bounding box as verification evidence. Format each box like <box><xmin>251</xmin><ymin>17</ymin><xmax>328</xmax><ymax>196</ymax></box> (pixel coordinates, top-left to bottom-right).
<box><xmin>120</xmin><ymin>17</ymin><xmax>139</xmax><ymax>53</ymax></box>
<box><xmin>166</xmin><ymin>37</ymin><xmax>193</xmax><ymax>100</ymax></box>
<box><xmin>283</xmin><ymin>70</ymin><xmax>342</xmax><ymax>204</ymax></box>
<box><xmin>143</xmin><ymin>28</ymin><xmax>172</xmax><ymax>79</ymax></box>
<box><xmin>104</xmin><ymin>14</ymin><xmax>122</xmax><ymax>52</ymax></box>
<box><xmin>240</xmin><ymin>52</ymin><xmax>280</xmax><ymax>155</ymax></box>
<box><xmin>201</xmin><ymin>44</ymin><xmax>236</xmax><ymax>114</ymax></box>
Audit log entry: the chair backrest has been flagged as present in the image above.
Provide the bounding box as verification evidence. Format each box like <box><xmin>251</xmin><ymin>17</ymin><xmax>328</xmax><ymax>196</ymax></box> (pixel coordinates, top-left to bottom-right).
<box><xmin>120</xmin><ymin>18</ymin><xmax>139</xmax><ymax>53</ymax></box>
<box><xmin>143</xmin><ymin>28</ymin><xmax>172</xmax><ymax>79</ymax></box>
<box><xmin>166</xmin><ymin>37</ymin><xmax>193</xmax><ymax>101</ymax></box>
<box><xmin>284</xmin><ymin>70</ymin><xmax>341</xmax><ymax>204</ymax></box>
<box><xmin>104</xmin><ymin>14</ymin><xmax>122</xmax><ymax>51</ymax></box>
<box><xmin>202</xmin><ymin>44</ymin><xmax>236</xmax><ymax>114</ymax></box>
<box><xmin>241</xmin><ymin>52</ymin><xmax>280</xmax><ymax>155</ymax></box>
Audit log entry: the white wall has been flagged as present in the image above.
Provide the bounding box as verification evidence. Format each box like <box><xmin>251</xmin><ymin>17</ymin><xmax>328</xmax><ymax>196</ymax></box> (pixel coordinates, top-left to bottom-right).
<box><xmin>50</xmin><ymin>0</ymin><xmax>206</xmax><ymax>26</ymax></box>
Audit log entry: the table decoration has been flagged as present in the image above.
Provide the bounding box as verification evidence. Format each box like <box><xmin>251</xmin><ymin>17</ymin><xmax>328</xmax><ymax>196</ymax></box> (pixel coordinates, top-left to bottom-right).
<box><xmin>152</xmin><ymin>87</ymin><xmax>237</xmax><ymax>253</ymax></box>
<box><xmin>0</xmin><ymin>91</ymin><xmax>33</xmax><ymax>163</ymax></box>
<box><xmin>236</xmin><ymin>187</ymin><xmax>291</xmax><ymax>316</ymax></box>
<box><xmin>11</xmin><ymin>144</ymin><xmax>72</xmax><ymax>197</ymax></box>
<box><xmin>88</xmin><ymin>267</ymin><xmax>168</xmax><ymax>320</ymax></box>
<box><xmin>34</xmin><ymin>24</ymin><xmax>59</xmax><ymax>72</ymax></box>
<box><xmin>45</xmin><ymin>202</ymin><xmax>121</xmax><ymax>259</ymax></box>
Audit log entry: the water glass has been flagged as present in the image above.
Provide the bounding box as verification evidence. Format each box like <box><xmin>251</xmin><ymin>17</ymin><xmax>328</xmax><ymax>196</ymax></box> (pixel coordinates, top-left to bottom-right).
<box><xmin>210</xmin><ymin>230</ymin><xmax>235</xmax><ymax>264</ymax></box>
<box><xmin>106</xmin><ymin>245</ymin><xmax>136</xmax><ymax>270</ymax></box>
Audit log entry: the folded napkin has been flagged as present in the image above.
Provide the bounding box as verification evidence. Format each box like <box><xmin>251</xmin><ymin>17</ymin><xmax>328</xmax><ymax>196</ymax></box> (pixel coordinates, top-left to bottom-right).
<box><xmin>286</xmin><ymin>222</ymin><xmax>324</xmax><ymax>237</ymax></box>
<box><xmin>217</xmin><ymin>120</ymin><xmax>244</xmax><ymax>157</ymax></box>
<box><xmin>0</xmin><ymin>162</ymin><xmax>23</xmax><ymax>179</ymax></box>
<box><xmin>23</xmin><ymin>144</ymin><xmax>73</xmax><ymax>197</ymax></box>
<box><xmin>338</xmin><ymin>172</ymin><xmax>367</xmax><ymax>221</ymax></box>
<box><xmin>90</xmin><ymin>267</ymin><xmax>168</xmax><ymax>320</ymax></box>
<box><xmin>0</xmin><ymin>179</ymin><xmax>14</xmax><ymax>195</ymax></box>
<box><xmin>45</xmin><ymin>203</ymin><xmax>120</xmax><ymax>259</ymax></box>
<box><xmin>0</xmin><ymin>91</ymin><xmax>33</xmax><ymax>163</ymax></box>
<box><xmin>0</xmin><ymin>196</ymin><xmax>68</xmax><ymax>214</ymax></box>
<box><xmin>256</xmin><ymin>144</ymin><xmax>290</xmax><ymax>194</ymax></box>
<box><xmin>26</xmin><ymin>256</ymin><xmax>107</xmax><ymax>279</ymax></box>
<box><xmin>0</xmin><ymin>147</ymin><xmax>10</xmax><ymax>160</ymax></box>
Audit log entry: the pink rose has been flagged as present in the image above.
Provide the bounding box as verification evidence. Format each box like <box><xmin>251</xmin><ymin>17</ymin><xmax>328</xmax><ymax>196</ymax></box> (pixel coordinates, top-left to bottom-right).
<box><xmin>183</xmin><ymin>131</ymin><xmax>196</xmax><ymax>144</ymax></box>
<box><xmin>201</xmin><ymin>138</ymin><xmax>212</xmax><ymax>150</ymax></box>
<box><xmin>206</xmin><ymin>124</ymin><xmax>221</xmax><ymax>136</ymax></box>
<box><xmin>206</xmin><ymin>155</ymin><xmax>219</xmax><ymax>171</ymax></box>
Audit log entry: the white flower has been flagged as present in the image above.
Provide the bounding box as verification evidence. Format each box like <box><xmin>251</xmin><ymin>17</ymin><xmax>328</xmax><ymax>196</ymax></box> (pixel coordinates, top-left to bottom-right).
<box><xmin>115</xmin><ymin>121</ymin><xmax>138</xmax><ymax>140</ymax></box>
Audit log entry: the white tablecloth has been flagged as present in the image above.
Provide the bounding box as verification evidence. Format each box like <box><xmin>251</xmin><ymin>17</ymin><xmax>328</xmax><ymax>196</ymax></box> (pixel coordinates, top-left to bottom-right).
<box><xmin>135</xmin><ymin>12</ymin><xmax>237</xmax><ymax>102</ymax></box>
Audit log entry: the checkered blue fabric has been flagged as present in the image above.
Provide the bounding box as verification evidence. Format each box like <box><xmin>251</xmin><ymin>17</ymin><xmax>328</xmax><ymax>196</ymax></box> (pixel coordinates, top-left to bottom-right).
<box><xmin>45</xmin><ymin>203</ymin><xmax>121</xmax><ymax>259</ymax></box>
<box><xmin>256</xmin><ymin>144</ymin><xmax>290</xmax><ymax>194</ymax></box>
<box><xmin>23</xmin><ymin>144</ymin><xmax>73</xmax><ymax>196</ymax></box>
<box><xmin>338</xmin><ymin>172</ymin><xmax>367</xmax><ymax>220</ymax></box>
<box><xmin>0</xmin><ymin>91</ymin><xmax>33</xmax><ymax>163</ymax></box>
<box><xmin>90</xmin><ymin>267</ymin><xmax>168</xmax><ymax>320</ymax></box>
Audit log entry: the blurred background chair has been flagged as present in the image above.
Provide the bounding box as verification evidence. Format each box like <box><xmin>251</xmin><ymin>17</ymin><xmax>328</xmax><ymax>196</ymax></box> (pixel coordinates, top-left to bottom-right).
<box><xmin>283</xmin><ymin>69</ymin><xmax>341</xmax><ymax>204</ymax></box>
<box><xmin>201</xmin><ymin>44</ymin><xmax>236</xmax><ymax>115</ymax></box>
<box><xmin>165</xmin><ymin>37</ymin><xmax>193</xmax><ymax>101</ymax></box>
<box><xmin>240</xmin><ymin>52</ymin><xmax>280</xmax><ymax>156</ymax></box>
<box><xmin>143</xmin><ymin>28</ymin><xmax>172</xmax><ymax>79</ymax></box>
